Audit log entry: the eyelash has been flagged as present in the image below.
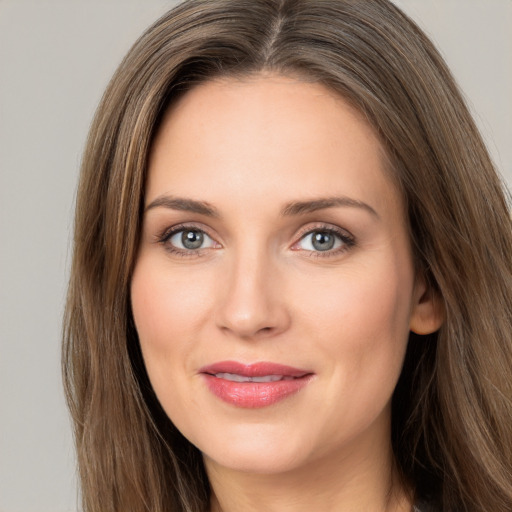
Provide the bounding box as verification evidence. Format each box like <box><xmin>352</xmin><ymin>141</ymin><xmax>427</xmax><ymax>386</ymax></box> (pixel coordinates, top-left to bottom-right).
<box><xmin>156</xmin><ymin>223</ymin><xmax>356</xmax><ymax>259</ymax></box>
<box><xmin>293</xmin><ymin>224</ymin><xmax>356</xmax><ymax>259</ymax></box>
<box><xmin>156</xmin><ymin>223</ymin><xmax>216</xmax><ymax>258</ymax></box>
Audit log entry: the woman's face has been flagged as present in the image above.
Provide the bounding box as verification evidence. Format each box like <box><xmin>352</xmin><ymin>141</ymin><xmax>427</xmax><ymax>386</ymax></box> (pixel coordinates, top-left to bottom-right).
<box><xmin>131</xmin><ymin>75</ymin><xmax>438</xmax><ymax>475</ymax></box>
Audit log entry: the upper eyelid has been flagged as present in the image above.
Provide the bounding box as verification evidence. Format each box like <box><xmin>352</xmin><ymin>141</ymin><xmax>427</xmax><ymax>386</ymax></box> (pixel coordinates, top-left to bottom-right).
<box><xmin>157</xmin><ymin>221</ymin><xmax>351</xmax><ymax>238</ymax></box>
<box><xmin>157</xmin><ymin>224</ymin><xmax>218</xmax><ymax>257</ymax></box>
<box><xmin>158</xmin><ymin>222</ymin><xmax>215</xmax><ymax>241</ymax></box>
<box><xmin>291</xmin><ymin>223</ymin><xmax>356</xmax><ymax>253</ymax></box>
<box><xmin>292</xmin><ymin>226</ymin><xmax>354</xmax><ymax>250</ymax></box>
<box><xmin>294</xmin><ymin>222</ymin><xmax>353</xmax><ymax>239</ymax></box>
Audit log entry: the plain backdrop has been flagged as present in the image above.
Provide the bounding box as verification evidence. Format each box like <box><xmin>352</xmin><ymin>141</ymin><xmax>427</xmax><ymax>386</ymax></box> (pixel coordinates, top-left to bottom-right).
<box><xmin>0</xmin><ymin>1</ymin><xmax>510</xmax><ymax>511</ymax></box>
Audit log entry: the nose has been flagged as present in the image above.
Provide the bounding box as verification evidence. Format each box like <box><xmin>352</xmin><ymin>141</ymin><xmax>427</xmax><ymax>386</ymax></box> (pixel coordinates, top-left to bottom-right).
<box><xmin>215</xmin><ymin>249</ymin><xmax>291</xmax><ymax>340</ymax></box>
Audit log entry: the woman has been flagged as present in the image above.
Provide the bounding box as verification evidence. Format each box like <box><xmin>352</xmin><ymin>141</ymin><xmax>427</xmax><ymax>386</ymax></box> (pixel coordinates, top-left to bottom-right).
<box><xmin>63</xmin><ymin>1</ymin><xmax>512</xmax><ymax>511</ymax></box>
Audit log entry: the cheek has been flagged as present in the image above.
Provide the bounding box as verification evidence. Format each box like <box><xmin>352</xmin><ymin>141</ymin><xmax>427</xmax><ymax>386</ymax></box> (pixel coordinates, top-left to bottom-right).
<box><xmin>296</xmin><ymin>261</ymin><xmax>412</xmax><ymax>342</ymax></box>
<box><xmin>130</xmin><ymin>258</ymin><xmax>210</xmax><ymax>425</ymax></box>
<box><xmin>131</xmin><ymin>258</ymin><xmax>213</xmax><ymax>352</ymax></box>
<box><xmin>130</xmin><ymin>257</ymin><xmax>215</xmax><ymax>415</ymax></box>
<box><xmin>294</xmin><ymin>259</ymin><xmax>413</xmax><ymax>399</ymax></box>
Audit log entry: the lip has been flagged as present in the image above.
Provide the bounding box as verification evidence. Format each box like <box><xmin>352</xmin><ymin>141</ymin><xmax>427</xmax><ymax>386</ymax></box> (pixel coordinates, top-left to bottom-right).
<box><xmin>199</xmin><ymin>361</ymin><xmax>314</xmax><ymax>408</ymax></box>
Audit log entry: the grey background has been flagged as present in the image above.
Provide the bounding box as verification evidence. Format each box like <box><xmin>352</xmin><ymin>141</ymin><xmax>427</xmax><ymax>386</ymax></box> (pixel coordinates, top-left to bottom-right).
<box><xmin>0</xmin><ymin>1</ymin><xmax>510</xmax><ymax>511</ymax></box>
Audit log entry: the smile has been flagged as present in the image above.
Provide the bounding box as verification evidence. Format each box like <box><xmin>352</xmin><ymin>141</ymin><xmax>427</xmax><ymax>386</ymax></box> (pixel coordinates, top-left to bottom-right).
<box><xmin>199</xmin><ymin>361</ymin><xmax>313</xmax><ymax>408</ymax></box>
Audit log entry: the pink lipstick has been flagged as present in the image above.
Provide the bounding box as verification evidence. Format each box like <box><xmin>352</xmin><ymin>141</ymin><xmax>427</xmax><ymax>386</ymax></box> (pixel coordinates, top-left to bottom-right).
<box><xmin>199</xmin><ymin>361</ymin><xmax>313</xmax><ymax>408</ymax></box>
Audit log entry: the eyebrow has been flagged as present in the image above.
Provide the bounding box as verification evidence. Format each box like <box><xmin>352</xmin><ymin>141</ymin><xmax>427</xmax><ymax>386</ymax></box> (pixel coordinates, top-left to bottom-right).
<box><xmin>145</xmin><ymin>195</ymin><xmax>379</xmax><ymax>219</ymax></box>
<box><xmin>145</xmin><ymin>196</ymin><xmax>220</xmax><ymax>217</ymax></box>
<box><xmin>281</xmin><ymin>196</ymin><xmax>379</xmax><ymax>218</ymax></box>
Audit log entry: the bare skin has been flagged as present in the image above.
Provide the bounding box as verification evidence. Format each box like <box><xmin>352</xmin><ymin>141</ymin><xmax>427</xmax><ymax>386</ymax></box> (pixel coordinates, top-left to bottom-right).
<box><xmin>131</xmin><ymin>74</ymin><xmax>442</xmax><ymax>512</ymax></box>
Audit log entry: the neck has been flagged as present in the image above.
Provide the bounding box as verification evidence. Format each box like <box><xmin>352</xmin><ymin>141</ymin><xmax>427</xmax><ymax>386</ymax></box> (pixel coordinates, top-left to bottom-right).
<box><xmin>205</xmin><ymin>419</ymin><xmax>412</xmax><ymax>512</ymax></box>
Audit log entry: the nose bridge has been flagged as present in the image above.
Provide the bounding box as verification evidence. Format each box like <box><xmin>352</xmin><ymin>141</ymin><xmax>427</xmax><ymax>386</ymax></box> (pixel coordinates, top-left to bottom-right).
<box><xmin>216</xmin><ymin>242</ymin><xmax>288</xmax><ymax>339</ymax></box>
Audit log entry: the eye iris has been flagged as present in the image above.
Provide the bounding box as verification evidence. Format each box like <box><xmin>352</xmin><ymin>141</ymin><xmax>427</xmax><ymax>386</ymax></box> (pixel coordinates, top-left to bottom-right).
<box><xmin>182</xmin><ymin>230</ymin><xmax>204</xmax><ymax>249</ymax></box>
<box><xmin>312</xmin><ymin>231</ymin><xmax>335</xmax><ymax>251</ymax></box>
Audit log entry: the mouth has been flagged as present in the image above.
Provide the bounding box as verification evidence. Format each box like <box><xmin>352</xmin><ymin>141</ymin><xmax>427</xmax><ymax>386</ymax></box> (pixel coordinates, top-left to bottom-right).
<box><xmin>199</xmin><ymin>361</ymin><xmax>314</xmax><ymax>408</ymax></box>
<box><xmin>211</xmin><ymin>373</ymin><xmax>298</xmax><ymax>383</ymax></box>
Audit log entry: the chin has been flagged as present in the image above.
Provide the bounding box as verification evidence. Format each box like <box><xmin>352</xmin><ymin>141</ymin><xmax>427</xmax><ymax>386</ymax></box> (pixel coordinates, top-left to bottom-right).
<box><xmin>197</xmin><ymin>423</ymin><xmax>314</xmax><ymax>475</ymax></box>
<box><xmin>205</xmin><ymin>447</ymin><xmax>307</xmax><ymax>475</ymax></box>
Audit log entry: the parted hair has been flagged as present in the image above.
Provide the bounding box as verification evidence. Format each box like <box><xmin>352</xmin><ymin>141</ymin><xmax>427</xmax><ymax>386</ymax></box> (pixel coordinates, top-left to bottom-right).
<box><xmin>63</xmin><ymin>1</ymin><xmax>512</xmax><ymax>511</ymax></box>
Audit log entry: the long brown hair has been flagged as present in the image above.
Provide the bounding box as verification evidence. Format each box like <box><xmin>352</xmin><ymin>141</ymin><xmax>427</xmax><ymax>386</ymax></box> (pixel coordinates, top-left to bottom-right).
<box><xmin>63</xmin><ymin>1</ymin><xmax>512</xmax><ymax>511</ymax></box>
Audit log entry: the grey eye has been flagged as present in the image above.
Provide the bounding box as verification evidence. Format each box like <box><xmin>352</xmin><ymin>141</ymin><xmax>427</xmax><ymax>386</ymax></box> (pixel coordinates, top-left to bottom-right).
<box><xmin>311</xmin><ymin>232</ymin><xmax>335</xmax><ymax>251</ymax></box>
<box><xmin>169</xmin><ymin>229</ymin><xmax>215</xmax><ymax>250</ymax></box>
<box><xmin>183</xmin><ymin>230</ymin><xmax>204</xmax><ymax>249</ymax></box>
<box><xmin>298</xmin><ymin>230</ymin><xmax>343</xmax><ymax>252</ymax></box>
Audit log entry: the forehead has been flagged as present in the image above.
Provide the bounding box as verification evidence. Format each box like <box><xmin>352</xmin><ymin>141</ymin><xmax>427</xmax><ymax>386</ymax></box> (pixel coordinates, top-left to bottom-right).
<box><xmin>147</xmin><ymin>74</ymin><xmax>402</xmax><ymax>223</ymax></box>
